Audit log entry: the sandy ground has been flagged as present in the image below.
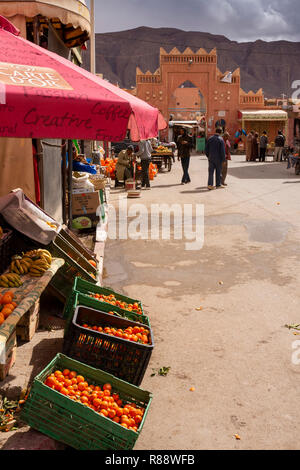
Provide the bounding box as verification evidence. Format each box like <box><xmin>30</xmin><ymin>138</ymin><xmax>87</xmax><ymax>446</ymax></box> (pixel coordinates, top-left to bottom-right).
<box><xmin>103</xmin><ymin>154</ymin><xmax>300</xmax><ymax>450</ymax></box>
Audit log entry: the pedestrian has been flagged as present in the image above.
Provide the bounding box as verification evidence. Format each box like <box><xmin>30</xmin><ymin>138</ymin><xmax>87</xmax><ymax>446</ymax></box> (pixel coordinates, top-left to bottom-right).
<box><xmin>221</xmin><ymin>132</ymin><xmax>231</xmax><ymax>186</ymax></box>
<box><xmin>135</xmin><ymin>139</ymin><xmax>153</xmax><ymax>190</ymax></box>
<box><xmin>115</xmin><ymin>145</ymin><xmax>134</xmax><ymax>187</ymax></box>
<box><xmin>246</xmin><ymin>131</ymin><xmax>254</xmax><ymax>162</ymax></box>
<box><xmin>259</xmin><ymin>131</ymin><xmax>268</xmax><ymax>162</ymax></box>
<box><xmin>251</xmin><ymin>132</ymin><xmax>259</xmax><ymax>161</ymax></box>
<box><xmin>205</xmin><ymin>128</ymin><xmax>226</xmax><ymax>190</ymax></box>
<box><xmin>274</xmin><ymin>130</ymin><xmax>286</xmax><ymax>162</ymax></box>
<box><xmin>177</xmin><ymin>127</ymin><xmax>193</xmax><ymax>184</ymax></box>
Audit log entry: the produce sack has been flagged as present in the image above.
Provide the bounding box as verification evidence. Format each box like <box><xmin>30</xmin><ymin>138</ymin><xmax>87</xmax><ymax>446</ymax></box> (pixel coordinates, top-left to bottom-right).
<box><xmin>0</xmin><ymin>189</ymin><xmax>58</xmax><ymax>245</ymax></box>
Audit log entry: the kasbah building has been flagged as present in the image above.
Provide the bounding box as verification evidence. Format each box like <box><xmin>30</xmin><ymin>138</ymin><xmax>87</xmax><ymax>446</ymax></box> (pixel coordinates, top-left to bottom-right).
<box><xmin>126</xmin><ymin>46</ymin><xmax>295</xmax><ymax>149</ymax></box>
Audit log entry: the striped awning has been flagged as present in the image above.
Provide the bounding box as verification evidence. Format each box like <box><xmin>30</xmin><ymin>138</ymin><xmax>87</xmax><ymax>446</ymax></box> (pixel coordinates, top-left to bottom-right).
<box><xmin>0</xmin><ymin>0</ymin><xmax>90</xmax><ymax>46</ymax></box>
<box><xmin>239</xmin><ymin>109</ymin><xmax>288</xmax><ymax>121</ymax></box>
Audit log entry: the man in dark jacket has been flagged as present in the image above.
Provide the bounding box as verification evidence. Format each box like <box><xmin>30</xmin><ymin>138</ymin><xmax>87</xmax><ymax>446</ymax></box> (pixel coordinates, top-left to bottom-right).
<box><xmin>274</xmin><ymin>130</ymin><xmax>286</xmax><ymax>162</ymax></box>
<box><xmin>205</xmin><ymin>128</ymin><xmax>226</xmax><ymax>190</ymax></box>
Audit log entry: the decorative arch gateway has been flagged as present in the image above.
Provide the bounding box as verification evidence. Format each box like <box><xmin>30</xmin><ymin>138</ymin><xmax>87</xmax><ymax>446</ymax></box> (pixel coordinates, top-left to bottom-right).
<box><xmin>134</xmin><ymin>46</ymin><xmax>265</xmax><ymax>138</ymax></box>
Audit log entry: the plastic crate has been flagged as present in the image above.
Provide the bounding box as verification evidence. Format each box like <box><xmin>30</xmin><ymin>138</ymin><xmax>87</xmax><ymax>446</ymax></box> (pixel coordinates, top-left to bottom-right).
<box><xmin>48</xmin><ymin>238</ymin><xmax>97</xmax><ymax>301</ymax></box>
<box><xmin>0</xmin><ymin>229</ymin><xmax>14</xmax><ymax>275</ymax></box>
<box><xmin>72</xmin><ymin>277</ymin><xmax>144</xmax><ymax>316</ymax></box>
<box><xmin>63</xmin><ymin>292</ymin><xmax>150</xmax><ymax>337</ymax></box>
<box><xmin>63</xmin><ymin>306</ymin><xmax>154</xmax><ymax>386</ymax></box>
<box><xmin>21</xmin><ymin>353</ymin><xmax>152</xmax><ymax>450</ymax></box>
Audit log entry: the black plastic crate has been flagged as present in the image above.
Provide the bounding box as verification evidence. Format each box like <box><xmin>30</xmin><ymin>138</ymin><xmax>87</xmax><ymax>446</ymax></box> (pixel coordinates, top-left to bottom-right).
<box><xmin>63</xmin><ymin>306</ymin><xmax>154</xmax><ymax>386</ymax></box>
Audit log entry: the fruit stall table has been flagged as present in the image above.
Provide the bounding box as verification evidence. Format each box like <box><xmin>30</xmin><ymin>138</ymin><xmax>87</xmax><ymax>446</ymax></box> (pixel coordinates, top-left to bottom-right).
<box><xmin>151</xmin><ymin>148</ymin><xmax>173</xmax><ymax>172</ymax></box>
<box><xmin>0</xmin><ymin>258</ymin><xmax>64</xmax><ymax>380</ymax></box>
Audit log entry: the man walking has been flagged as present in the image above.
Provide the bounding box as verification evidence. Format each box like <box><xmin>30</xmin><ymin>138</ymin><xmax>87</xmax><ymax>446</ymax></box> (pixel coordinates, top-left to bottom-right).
<box><xmin>259</xmin><ymin>131</ymin><xmax>268</xmax><ymax>162</ymax></box>
<box><xmin>205</xmin><ymin>128</ymin><xmax>226</xmax><ymax>190</ymax></box>
<box><xmin>136</xmin><ymin>139</ymin><xmax>153</xmax><ymax>189</ymax></box>
<box><xmin>274</xmin><ymin>130</ymin><xmax>285</xmax><ymax>162</ymax></box>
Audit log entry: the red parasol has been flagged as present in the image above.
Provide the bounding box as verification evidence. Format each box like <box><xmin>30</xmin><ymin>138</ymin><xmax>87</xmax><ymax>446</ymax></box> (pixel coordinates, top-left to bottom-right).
<box><xmin>0</xmin><ymin>16</ymin><xmax>166</xmax><ymax>141</ymax></box>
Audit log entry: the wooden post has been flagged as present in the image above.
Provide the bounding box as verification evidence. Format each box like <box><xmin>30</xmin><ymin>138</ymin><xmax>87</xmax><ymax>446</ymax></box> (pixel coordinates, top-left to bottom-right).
<box><xmin>68</xmin><ymin>140</ymin><xmax>73</xmax><ymax>229</ymax></box>
<box><xmin>62</xmin><ymin>139</ymin><xmax>67</xmax><ymax>224</ymax></box>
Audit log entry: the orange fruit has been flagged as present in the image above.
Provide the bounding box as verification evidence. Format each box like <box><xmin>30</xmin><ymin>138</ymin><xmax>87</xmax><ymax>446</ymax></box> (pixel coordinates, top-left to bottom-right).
<box><xmin>100</xmin><ymin>409</ymin><xmax>108</xmax><ymax>417</ymax></box>
<box><xmin>113</xmin><ymin>416</ymin><xmax>120</xmax><ymax>423</ymax></box>
<box><xmin>76</xmin><ymin>375</ymin><xmax>85</xmax><ymax>384</ymax></box>
<box><xmin>108</xmin><ymin>409</ymin><xmax>116</xmax><ymax>419</ymax></box>
<box><xmin>63</xmin><ymin>369</ymin><xmax>70</xmax><ymax>376</ymax></box>
<box><xmin>2</xmin><ymin>293</ymin><xmax>13</xmax><ymax>305</ymax></box>
<box><xmin>45</xmin><ymin>377</ymin><xmax>56</xmax><ymax>387</ymax></box>
<box><xmin>1</xmin><ymin>307</ymin><xmax>13</xmax><ymax>319</ymax></box>
<box><xmin>103</xmin><ymin>383</ymin><xmax>112</xmax><ymax>392</ymax></box>
<box><xmin>4</xmin><ymin>303</ymin><xmax>15</xmax><ymax>312</ymax></box>
<box><xmin>69</xmin><ymin>371</ymin><xmax>77</xmax><ymax>379</ymax></box>
<box><xmin>54</xmin><ymin>370</ymin><xmax>63</xmax><ymax>378</ymax></box>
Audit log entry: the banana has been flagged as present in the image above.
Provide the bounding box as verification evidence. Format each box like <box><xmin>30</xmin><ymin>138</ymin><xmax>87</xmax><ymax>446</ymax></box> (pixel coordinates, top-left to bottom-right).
<box><xmin>30</xmin><ymin>268</ymin><xmax>45</xmax><ymax>275</ymax></box>
<box><xmin>15</xmin><ymin>260</ymin><xmax>21</xmax><ymax>270</ymax></box>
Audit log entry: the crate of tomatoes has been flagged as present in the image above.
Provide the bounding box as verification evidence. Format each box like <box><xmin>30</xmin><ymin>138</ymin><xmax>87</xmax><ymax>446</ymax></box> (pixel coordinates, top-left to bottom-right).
<box><xmin>63</xmin><ymin>291</ymin><xmax>150</xmax><ymax>338</ymax></box>
<box><xmin>21</xmin><ymin>353</ymin><xmax>152</xmax><ymax>450</ymax></box>
<box><xmin>63</xmin><ymin>305</ymin><xmax>154</xmax><ymax>386</ymax></box>
<box><xmin>68</xmin><ymin>277</ymin><xmax>145</xmax><ymax>317</ymax></box>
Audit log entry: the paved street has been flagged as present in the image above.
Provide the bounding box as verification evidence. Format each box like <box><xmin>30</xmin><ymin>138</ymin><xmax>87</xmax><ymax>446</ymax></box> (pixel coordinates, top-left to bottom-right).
<box><xmin>105</xmin><ymin>154</ymin><xmax>300</xmax><ymax>450</ymax></box>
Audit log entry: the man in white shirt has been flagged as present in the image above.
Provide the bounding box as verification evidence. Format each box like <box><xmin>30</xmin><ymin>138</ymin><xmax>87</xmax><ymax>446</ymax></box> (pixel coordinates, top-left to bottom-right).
<box><xmin>136</xmin><ymin>140</ymin><xmax>153</xmax><ymax>190</ymax></box>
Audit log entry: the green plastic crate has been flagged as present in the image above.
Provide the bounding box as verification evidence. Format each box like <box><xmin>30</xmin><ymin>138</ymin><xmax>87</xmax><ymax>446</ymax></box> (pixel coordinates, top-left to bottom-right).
<box><xmin>21</xmin><ymin>353</ymin><xmax>152</xmax><ymax>450</ymax></box>
<box><xmin>72</xmin><ymin>277</ymin><xmax>145</xmax><ymax>316</ymax></box>
<box><xmin>63</xmin><ymin>292</ymin><xmax>150</xmax><ymax>337</ymax></box>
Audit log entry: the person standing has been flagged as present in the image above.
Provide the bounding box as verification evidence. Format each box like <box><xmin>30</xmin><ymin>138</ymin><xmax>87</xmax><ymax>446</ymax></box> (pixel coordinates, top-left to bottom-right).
<box><xmin>259</xmin><ymin>131</ymin><xmax>268</xmax><ymax>162</ymax></box>
<box><xmin>274</xmin><ymin>130</ymin><xmax>286</xmax><ymax>162</ymax></box>
<box><xmin>221</xmin><ymin>132</ymin><xmax>231</xmax><ymax>186</ymax></box>
<box><xmin>246</xmin><ymin>131</ymin><xmax>254</xmax><ymax>162</ymax></box>
<box><xmin>115</xmin><ymin>145</ymin><xmax>134</xmax><ymax>187</ymax></box>
<box><xmin>205</xmin><ymin>128</ymin><xmax>226</xmax><ymax>190</ymax></box>
<box><xmin>251</xmin><ymin>132</ymin><xmax>259</xmax><ymax>161</ymax></box>
<box><xmin>177</xmin><ymin>128</ymin><xmax>193</xmax><ymax>184</ymax></box>
<box><xmin>135</xmin><ymin>139</ymin><xmax>153</xmax><ymax>189</ymax></box>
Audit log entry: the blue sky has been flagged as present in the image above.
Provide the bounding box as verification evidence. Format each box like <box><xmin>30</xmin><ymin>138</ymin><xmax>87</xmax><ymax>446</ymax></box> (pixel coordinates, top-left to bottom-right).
<box><xmin>85</xmin><ymin>0</ymin><xmax>300</xmax><ymax>42</ymax></box>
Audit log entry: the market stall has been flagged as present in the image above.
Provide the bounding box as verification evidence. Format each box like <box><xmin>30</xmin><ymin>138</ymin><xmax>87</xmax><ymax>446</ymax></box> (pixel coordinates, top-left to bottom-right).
<box><xmin>151</xmin><ymin>145</ymin><xmax>174</xmax><ymax>172</ymax></box>
<box><xmin>0</xmin><ymin>17</ymin><xmax>159</xmax><ymax>448</ymax></box>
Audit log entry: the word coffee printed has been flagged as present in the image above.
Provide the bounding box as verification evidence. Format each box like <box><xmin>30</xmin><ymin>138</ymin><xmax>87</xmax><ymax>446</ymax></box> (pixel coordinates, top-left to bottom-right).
<box><xmin>108</xmin><ymin>197</ymin><xmax>205</xmax><ymax>251</ymax></box>
<box><xmin>0</xmin><ymin>62</ymin><xmax>73</xmax><ymax>90</ymax></box>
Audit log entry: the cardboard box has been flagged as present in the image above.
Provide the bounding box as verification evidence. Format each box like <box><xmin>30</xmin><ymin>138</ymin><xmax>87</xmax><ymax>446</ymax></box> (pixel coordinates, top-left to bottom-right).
<box><xmin>72</xmin><ymin>191</ymin><xmax>100</xmax><ymax>230</ymax></box>
<box><xmin>72</xmin><ymin>191</ymin><xmax>100</xmax><ymax>215</ymax></box>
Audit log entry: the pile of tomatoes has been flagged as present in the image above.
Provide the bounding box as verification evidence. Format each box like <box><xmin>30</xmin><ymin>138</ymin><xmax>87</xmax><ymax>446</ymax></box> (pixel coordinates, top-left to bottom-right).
<box><xmin>81</xmin><ymin>323</ymin><xmax>151</xmax><ymax>345</ymax></box>
<box><xmin>0</xmin><ymin>292</ymin><xmax>18</xmax><ymax>326</ymax></box>
<box><xmin>44</xmin><ymin>369</ymin><xmax>145</xmax><ymax>432</ymax></box>
<box><xmin>89</xmin><ymin>293</ymin><xmax>143</xmax><ymax>315</ymax></box>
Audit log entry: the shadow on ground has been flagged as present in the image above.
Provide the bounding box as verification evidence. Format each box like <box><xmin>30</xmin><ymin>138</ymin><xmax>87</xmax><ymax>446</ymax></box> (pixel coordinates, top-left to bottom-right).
<box><xmin>228</xmin><ymin>162</ymin><xmax>299</xmax><ymax>180</ymax></box>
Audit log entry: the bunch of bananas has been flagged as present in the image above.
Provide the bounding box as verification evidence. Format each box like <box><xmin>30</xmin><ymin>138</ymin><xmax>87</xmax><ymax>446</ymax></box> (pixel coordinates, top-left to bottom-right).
<box><xmin>0</xmin><ymin>273</ymin><xmax>22</xmax><ymax>288</ymax></box>
<box><xmin>23</xmin><ymin>249</ymin><xmax>52</xmax><ymax>278</ymax></box>
<box><xmin>10</xmin><ymin>256</ymin><xmax>33</xmax><ymax>275</ymax></box>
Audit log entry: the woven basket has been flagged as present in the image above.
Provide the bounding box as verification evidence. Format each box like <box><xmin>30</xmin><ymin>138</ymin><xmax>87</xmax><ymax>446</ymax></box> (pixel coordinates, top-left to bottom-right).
<box><xmin>89</xmin><ymin>175</ymin><xmax>107</xmax><ymax>191</ymax></box>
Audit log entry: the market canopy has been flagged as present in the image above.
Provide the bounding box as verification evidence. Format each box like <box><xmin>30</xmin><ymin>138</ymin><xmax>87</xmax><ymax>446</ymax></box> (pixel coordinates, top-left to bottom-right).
<box><xmin>0</xmin><ymin>0</ymin><xmax>91</xmax><ymax>47</ymax></box>
<box><xmin>0</xmin><ymin>16</ymin><xmax>167</xmax><ymax>141</ymax></box>
<box><xmin>238</xmin><ymin>110</ymin><xmax>288</xmax><ymax>121</ymax></box>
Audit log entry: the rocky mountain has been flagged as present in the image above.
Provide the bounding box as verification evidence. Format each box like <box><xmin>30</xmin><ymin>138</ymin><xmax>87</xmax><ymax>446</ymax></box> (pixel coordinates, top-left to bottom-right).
<box><xmin>82</xmin><ymin>27</ymin><xmax>300</xmax><ymax>98</ymax></box>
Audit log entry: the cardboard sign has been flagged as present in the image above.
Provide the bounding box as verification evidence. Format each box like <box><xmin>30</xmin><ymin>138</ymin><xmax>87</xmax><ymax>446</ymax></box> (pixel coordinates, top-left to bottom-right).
<box><xmin>0</xmin><ymin>62</ymin><xmax>73</xmax><ymax>90</ymax></box>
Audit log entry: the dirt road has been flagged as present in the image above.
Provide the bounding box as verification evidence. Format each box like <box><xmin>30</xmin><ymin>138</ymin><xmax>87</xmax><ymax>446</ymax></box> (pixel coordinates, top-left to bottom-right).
<box><xmin>104</xmin><ymin>154</ymin><xmax>300</xmax><ymax>450</ymax></box>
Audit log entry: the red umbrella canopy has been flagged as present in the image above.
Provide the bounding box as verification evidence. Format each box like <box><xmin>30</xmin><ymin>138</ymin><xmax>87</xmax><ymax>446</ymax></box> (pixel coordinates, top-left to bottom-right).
<box><xmin>0</xmin><ymin>16</ymin><xmax>166</xmax><ymax>141</ymax></box>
